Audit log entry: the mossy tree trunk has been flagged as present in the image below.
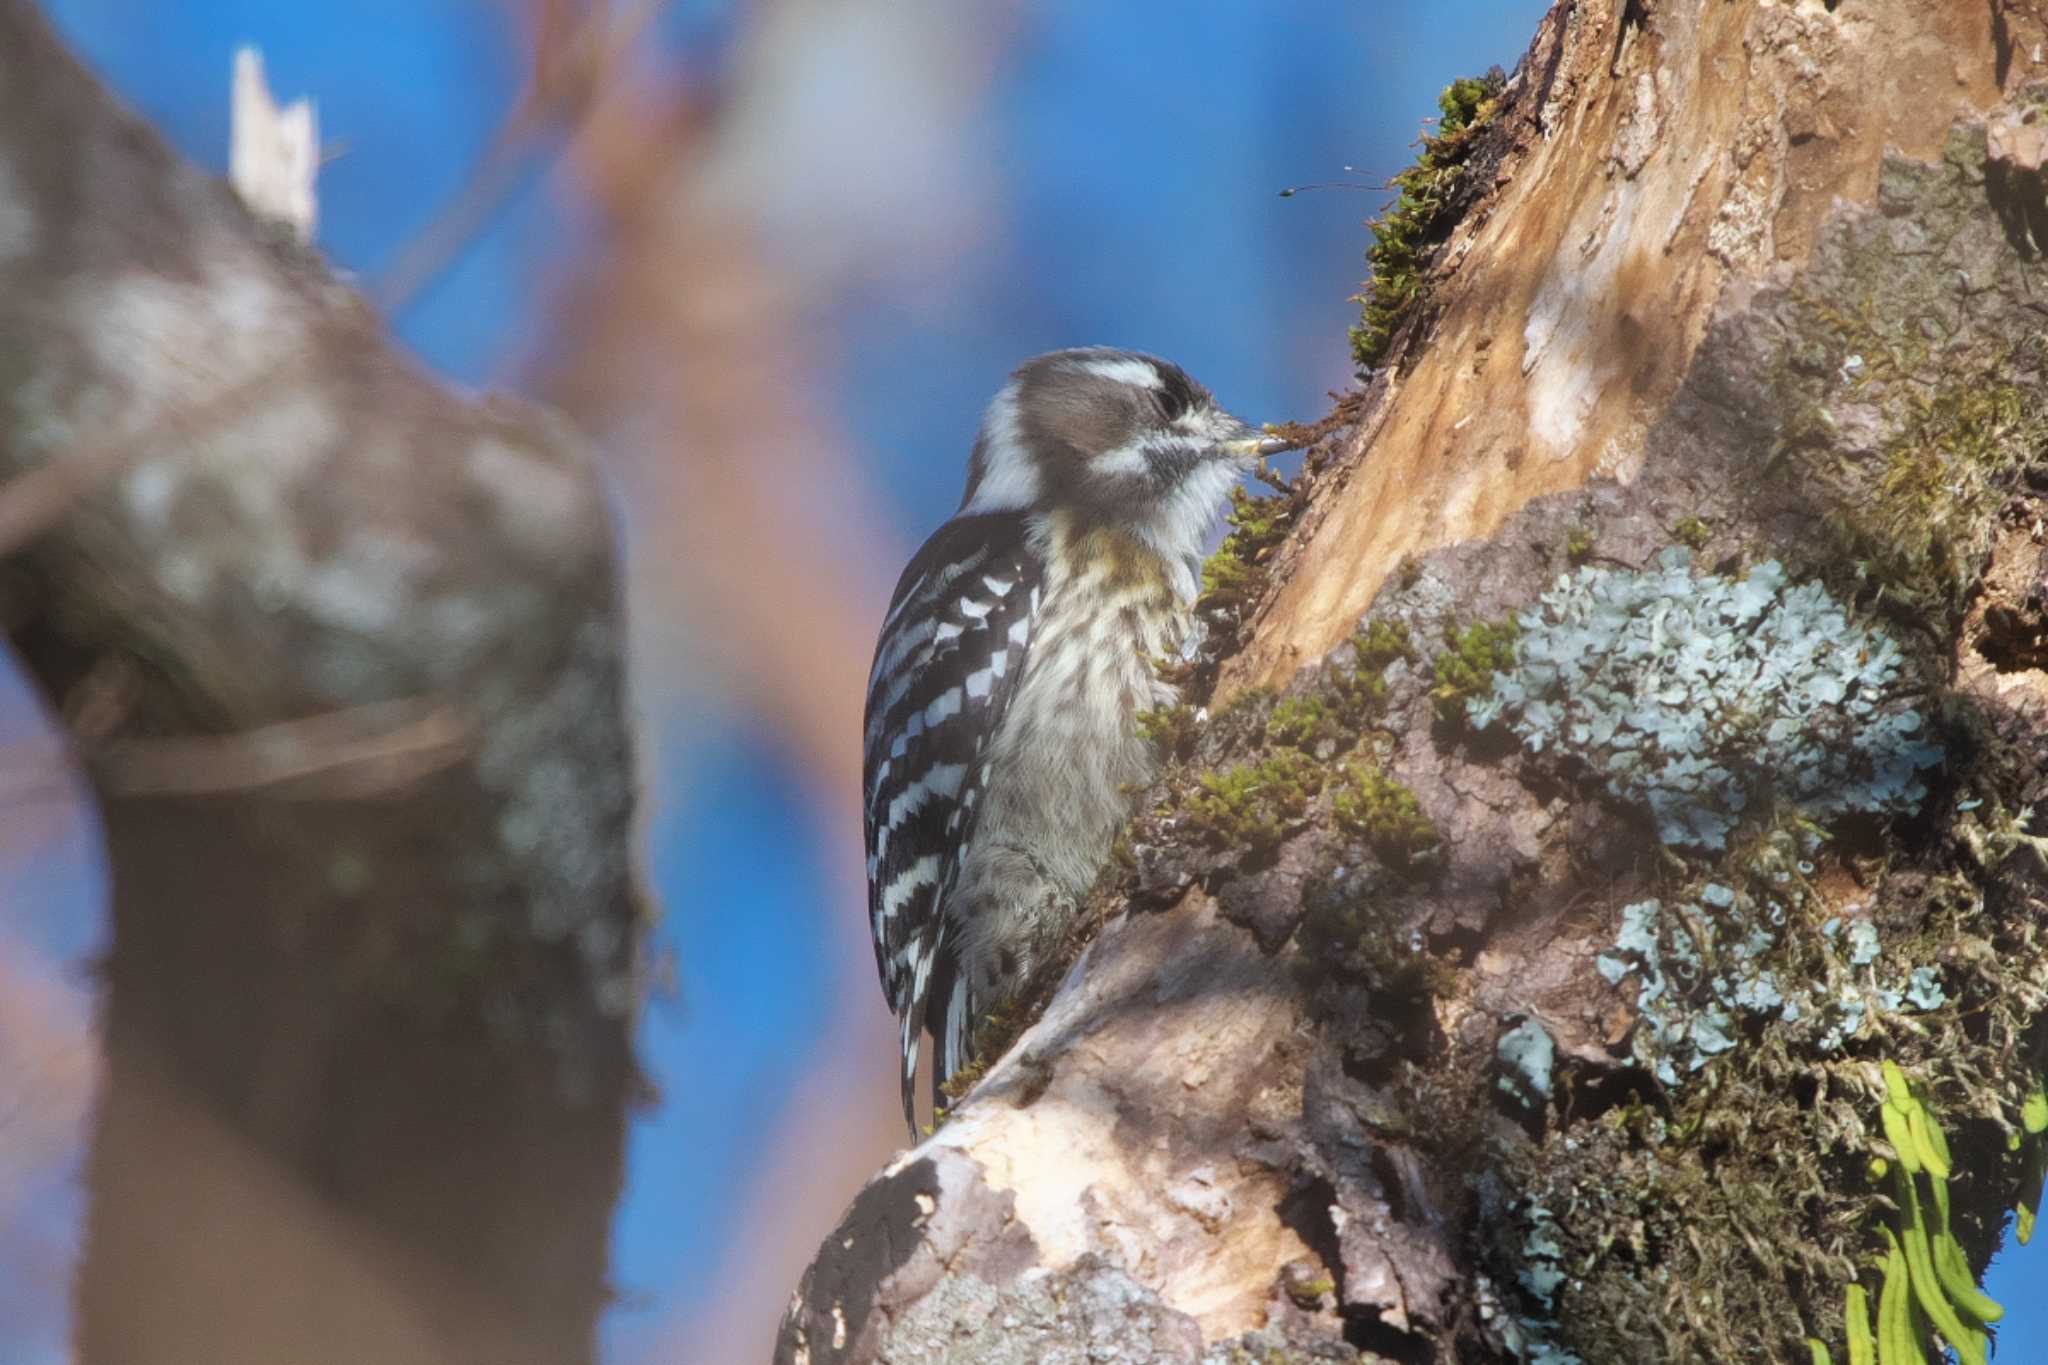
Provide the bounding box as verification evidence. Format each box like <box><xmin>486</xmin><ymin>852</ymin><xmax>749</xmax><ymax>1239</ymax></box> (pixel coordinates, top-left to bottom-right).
<box><xmin>780</xmin><ymin>2</ymin><xmax>2048</xmax><ymax>1362</ymax></box>
<box><xmin>0</xmin><ymin>6</ymin><xmax>644</xmax><ymax>1363</ymax></box>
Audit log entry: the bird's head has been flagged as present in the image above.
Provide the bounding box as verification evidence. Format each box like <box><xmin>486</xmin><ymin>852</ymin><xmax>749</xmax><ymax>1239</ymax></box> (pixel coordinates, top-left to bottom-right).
<box><xmin>958</xmin><ymin>349</ymin><xmax>1288</xmax><ymax>560</ymax></box>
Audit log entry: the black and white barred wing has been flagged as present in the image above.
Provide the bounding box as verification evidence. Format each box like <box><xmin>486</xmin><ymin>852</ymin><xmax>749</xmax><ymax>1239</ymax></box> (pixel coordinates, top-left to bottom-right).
<box><xmin>863</xmin><ymin>511</ymin><xmax>1041</xmax><ymax>1128</ymax></box>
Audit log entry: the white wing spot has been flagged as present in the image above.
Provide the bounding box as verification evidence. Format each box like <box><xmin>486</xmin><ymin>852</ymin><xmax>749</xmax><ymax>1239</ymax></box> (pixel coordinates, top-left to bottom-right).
<box><xmin>934</xmin><ymin>621</ymin><xmax>963</xmax><ymax>642</ymax></box>
<box><xmin>984</xmin><ymin>575</ymin><xmax>1013</xmax><ymax>596</ymax></box>
<box><xmin>1008</xmin><ymin>617</ymin><xmax>1031</xmax><ymax>646</ymax></box>
<box><xmin>878</xmin><ymin>855</ymin><xmax>940</xmax><ymax>925</ymax></box>
<box><xmin>924</xmin><ymin>689</ymin><xmax>963</xmax><ymax>726</ymax></box>
<box><xmin>964</xmin><ymin>667</ymin><xmax>994</xmax><ymax>700</ymax></box>
<box><xmin>958</xmin><ymin>599</ymin><xmax>991</xmax><ymax>620</ymax></box>
<box><xmin>876</xmin><ymin>763</ymin><xmax>967</xmax><ymax>862</ymax></box>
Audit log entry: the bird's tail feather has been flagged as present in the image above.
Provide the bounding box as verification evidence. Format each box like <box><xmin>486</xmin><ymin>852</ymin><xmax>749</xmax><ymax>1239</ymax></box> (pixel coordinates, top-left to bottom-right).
<box><xmin>898</xmin><ymin>923</ymin><xmax>976</xmax><ymax>1139</ymax></box>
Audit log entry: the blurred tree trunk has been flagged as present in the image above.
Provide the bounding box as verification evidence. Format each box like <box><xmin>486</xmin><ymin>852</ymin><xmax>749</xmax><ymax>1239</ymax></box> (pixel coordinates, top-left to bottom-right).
<box><xmin>0</xmin><ymin>5</ymin><xmax>643</xmax><ymax>1364</ymax></box>
<box><xmin>780</xmin><ymin>2</ymin><xmax>2048</xmax><ymax>1362</ymax></box>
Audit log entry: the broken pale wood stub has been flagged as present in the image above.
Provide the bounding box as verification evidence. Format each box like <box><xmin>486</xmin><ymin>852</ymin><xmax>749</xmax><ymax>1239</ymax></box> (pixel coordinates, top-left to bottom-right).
<box><xmin>230</xmin><ymin>45</ymin><xmax>318</xmax><ymax>240</ymax></box>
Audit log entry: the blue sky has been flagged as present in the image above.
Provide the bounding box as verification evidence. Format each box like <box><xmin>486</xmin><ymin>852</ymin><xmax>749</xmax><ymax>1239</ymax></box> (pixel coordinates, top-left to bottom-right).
<box><xmin>10</xmin><ymin>2</ymin><xmax>2043</xmax><ymax>1362</ymax></box>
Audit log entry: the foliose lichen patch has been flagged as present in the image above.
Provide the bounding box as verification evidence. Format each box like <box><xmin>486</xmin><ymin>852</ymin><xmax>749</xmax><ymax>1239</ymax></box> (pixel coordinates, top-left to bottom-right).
<box><xmin>1470</xmin><ymin>549</ymin><xmax>1944</xmax><ymax>850</ymax></box>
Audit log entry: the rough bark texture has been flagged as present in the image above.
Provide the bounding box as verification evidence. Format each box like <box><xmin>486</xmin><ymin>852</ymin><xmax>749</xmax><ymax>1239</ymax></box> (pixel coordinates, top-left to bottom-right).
<box><xmin>0</xmin><ymin>6</ymin><xmax>643</xmax><ymax>1363</ymax></box>
<box><xmin>783</xmin><ymin>2</ymin><xmax>2048</xmax><ymax>1362</ymax></box>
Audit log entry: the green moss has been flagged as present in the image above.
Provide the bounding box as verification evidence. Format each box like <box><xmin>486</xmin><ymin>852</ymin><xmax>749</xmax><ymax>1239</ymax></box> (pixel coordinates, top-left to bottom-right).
<box><xmin>1787</xmin><ymin>294</ymin><xmax>2048</xmax><ymax>619</ymax></box>
<box><xmin>1672</xmin><ymin>515</ymin><xmax>1714</xmax><ymax>552</ymax></box>
<box><xmin>1186</xmin><ymin>749</ymin><xmax>1324</xmax><ymax>853</ymax></box>
<box><xmin>1135</xmin><ymin>702</ymin><xmax>1201</xmax><ymax>762</ymax></box>
<box><xmin>1353</xmin><ymin>617</ymin><xmax>1416</xmax><ymax>672</ymax></box>
<box><xmin>1565</xmin><ymin>524</ymin><xmax>1597</xmax><ymax>564</ymax></box>
<box><xmin>1328</xmin><ymin>617</ymin><xmax>1416</xmax><ymax>721</ymax></box>
<box><xmin>1285</xmin><ymin>1276</ymin><xmax>1336</xmax><ymax>1307</ymax></box>
<box><xmin>930</xmin><ymin>999</ymin><xmax>1042</xmax><ymax>1126</ymax></box>
<box><xmin>1266</xmin><ymin>693</ymin><xmax>1338</xmax><ymax>751</ymax></box>
<box><xmin>1332</xmin><ymin>761</ymin><xmax>1438</xmax><ymax>872</ymax></box>
<box><xmin>1200</xmin><ymin>550</ymin><xmax>1254</xmax><ymax>601</ymax></box>
<box><xmin>937</xmin><ymin>1054</ymin><xmax>991</xmax><ymax>1110</ymax></box>
<box><xmin>1432</xmin><ymin>616</ymin><xmax>1520</xmax><ymax>727</ymax></box>
<box><xmin>1266</xmin><ymin>619</ymin><xmax>1415</xmax><ymax>754</ymax></box>
<box><xmin>1199</xmin><ymin>486</ymin><xmax>1294</xmax><ymax>610</ymax></box>
<box><xmin>1107</xmin><ymin>826</ymin><xmax>1137</xmax><ymax>871</ymax></box>
<box><xmin>1350</xmin><ymin>72</ymin><xmax>1505</xmax><ymax>371</ymax></box>
<box><xmin>1861</xmin><ymin>378</ymin><xmax>2042</xmax><ymax>611</ymax></box>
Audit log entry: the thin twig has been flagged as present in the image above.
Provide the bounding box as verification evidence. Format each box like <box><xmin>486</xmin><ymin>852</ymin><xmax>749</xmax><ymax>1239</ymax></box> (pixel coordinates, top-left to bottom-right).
<box><xmin>371</xmin><ymin>0</ymin><xmax>667</xmax><ymax>318</ymax></box>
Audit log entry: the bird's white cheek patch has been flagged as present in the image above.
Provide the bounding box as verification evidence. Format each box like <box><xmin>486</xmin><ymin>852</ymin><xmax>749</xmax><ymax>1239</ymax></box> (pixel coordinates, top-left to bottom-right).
<box><xmin>1090</xmin><ymin>441</ymin><xmax>1150</xmax><ymax>477</ymax></box>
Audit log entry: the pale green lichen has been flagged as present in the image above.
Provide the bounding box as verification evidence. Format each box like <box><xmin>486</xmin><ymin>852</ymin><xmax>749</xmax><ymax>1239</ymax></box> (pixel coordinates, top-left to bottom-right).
<box><xmin>1497</xmin><ymin>1017</ymin><xmax>1557</xmax><ymax>1109</ymax></box>
<box><xmin>1470</xmin><ymin>549</ymin><xmax>1942</xmax><ymax>850</ymax></box>
<box><xmin>1595</xmin><ymin>836</ymin><xmax>1955</xmax><ymax>1088</ymax></box>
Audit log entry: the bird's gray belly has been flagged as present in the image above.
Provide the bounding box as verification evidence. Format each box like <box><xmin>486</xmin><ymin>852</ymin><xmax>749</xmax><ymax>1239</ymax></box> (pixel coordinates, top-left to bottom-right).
<box><xmin>946</xmin><ymin>600</ymin><xmax>1176</xmax><ymax>997</ymax></box>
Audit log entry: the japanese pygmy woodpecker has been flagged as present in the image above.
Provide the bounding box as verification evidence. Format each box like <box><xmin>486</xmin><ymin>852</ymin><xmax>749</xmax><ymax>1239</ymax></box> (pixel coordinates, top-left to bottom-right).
<box><xmin>862</xmin><ymin>347</ymin><xmax>1285</xmax><ymax>1133</ymax></box>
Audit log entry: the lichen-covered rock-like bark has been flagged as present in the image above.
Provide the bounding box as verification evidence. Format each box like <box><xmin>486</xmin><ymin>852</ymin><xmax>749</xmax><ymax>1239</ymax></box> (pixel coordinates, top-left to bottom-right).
<box><xmin>784</xmin><ymin>3</ymin><xmax>2048</xmax><ymax>1362</ymax></box>
<box><xmin>0</xmin><ymin>5</ymin><xmax>643</xmax><ymax>1363</ymax></box>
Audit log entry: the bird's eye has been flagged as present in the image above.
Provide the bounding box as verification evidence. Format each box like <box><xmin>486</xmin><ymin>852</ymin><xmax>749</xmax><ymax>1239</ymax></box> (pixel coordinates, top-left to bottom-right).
<box><xmin>1155</xmin><ymin>368</ymin><xmax>1197</xmax><ymax>422</ymax></box>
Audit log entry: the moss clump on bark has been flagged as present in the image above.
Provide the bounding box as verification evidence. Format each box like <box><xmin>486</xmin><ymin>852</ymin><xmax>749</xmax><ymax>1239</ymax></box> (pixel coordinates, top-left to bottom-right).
<box><xmin>1430</xmin><ymin>616</ymin><xmax>1520</xmax><ymax>728</ymax></box>
<box><xmin>1331</xmin><ymin>761</ymin><xmax>1438</xmax><ymax>872</ymax></box>
<box><xmin>1136</xmin><ymin>701</ymin><xmax>1203</xmax><ymax>763</ymax></box>
<box><xmin>1787</xmin><ymin>293</ymin><xmax>2048</xmax><ymax>619</ymax></box>
<box><xmin>1350</xmin><ymin>72</ymin><xmax>1505</xmax><ymax>371</ymax></box>
<box><xmin>1186</xmin><ymin>749</ymin><xmax>1325</xmax><ymax>854</ymax></box>
<box><xmin>1672</xmin><ymin>515</ymin><xmax>1714</xmax><ymax>552</ymax></box>
<box><xmin>1200</xmin><ymin>486</ymin><xmax>1295</xmax><ymax>611</ymax></box>
<box><xmin>1267</xmin><ymin>619</ymin><xmax>1416</xmax><ymax>754</ymax></box>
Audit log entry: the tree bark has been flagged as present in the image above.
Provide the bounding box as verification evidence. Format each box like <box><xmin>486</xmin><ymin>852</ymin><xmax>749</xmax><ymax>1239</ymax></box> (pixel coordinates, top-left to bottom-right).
<box><xmin>781</xmin><ymin>2</ymin><xmax>2048</xmax><ymax>1361</ymax></box>
<box><xmin>0</xmin><ymin>6</ymin><xmax>643</xmax><ymax>1363</ymax></box>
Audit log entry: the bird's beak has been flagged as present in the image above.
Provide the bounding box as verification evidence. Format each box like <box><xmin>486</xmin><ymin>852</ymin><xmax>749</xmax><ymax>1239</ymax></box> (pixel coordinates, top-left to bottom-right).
<box><xmin>1218</xmin><ymin>417</ymin><xmax>1297</xmax><ymax>467</ymax></box>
